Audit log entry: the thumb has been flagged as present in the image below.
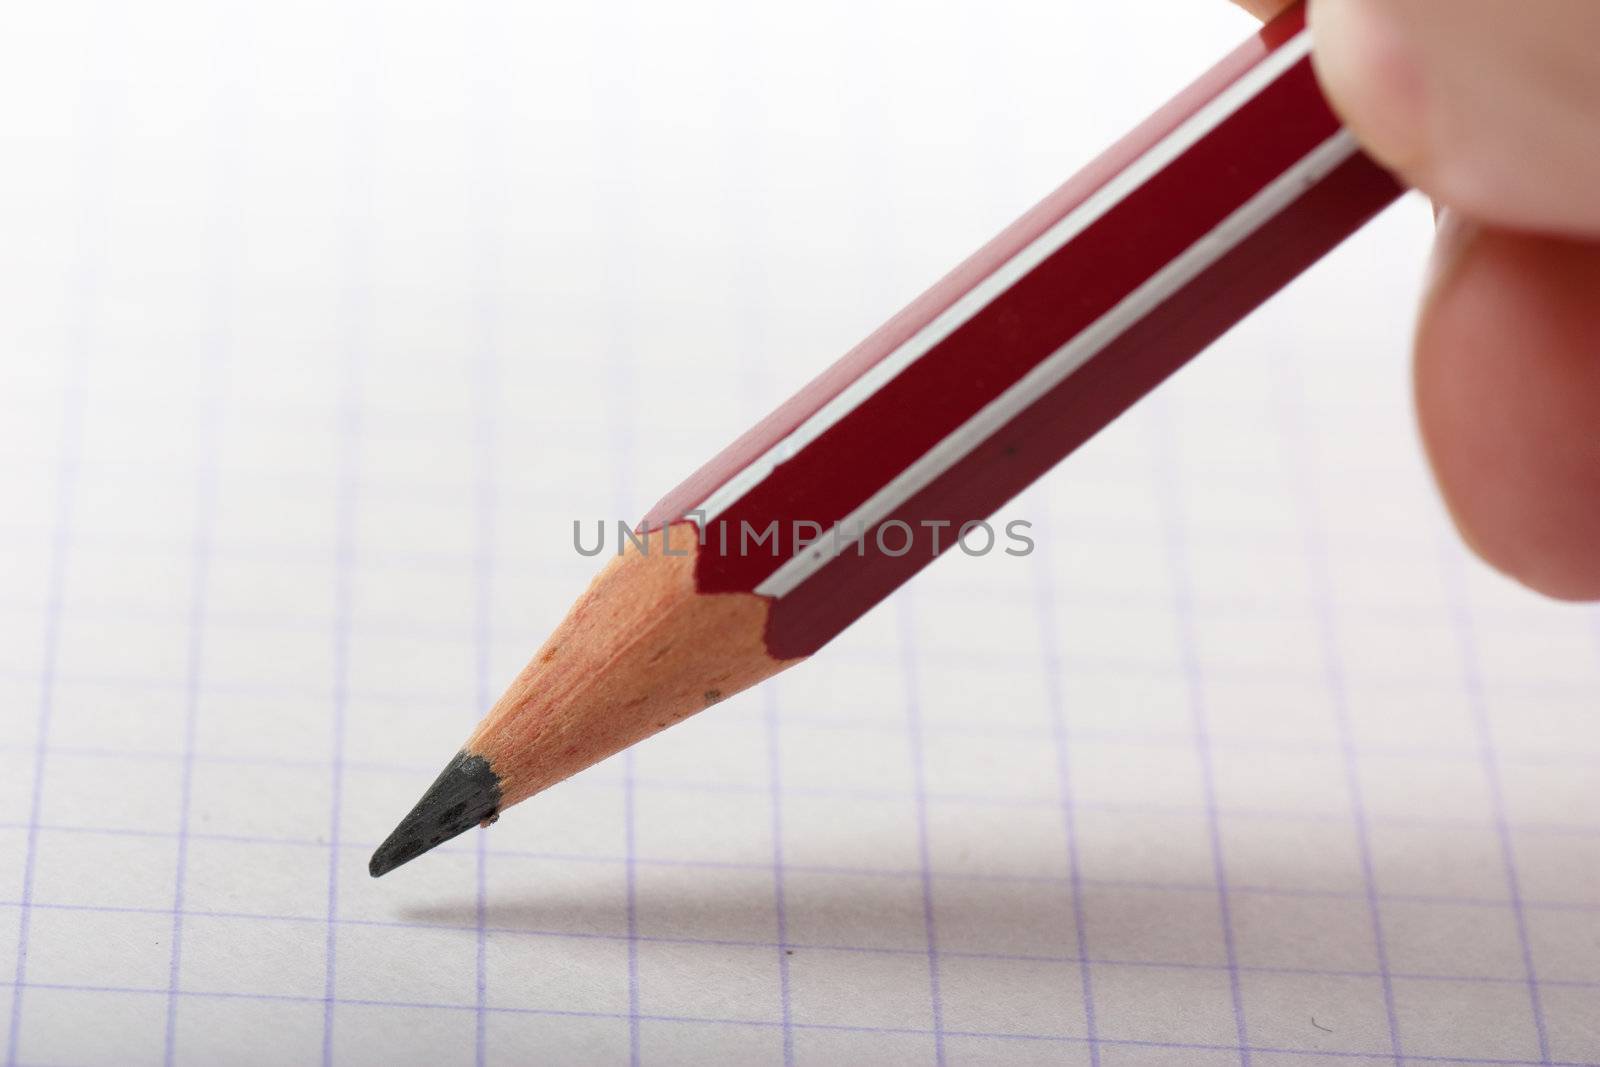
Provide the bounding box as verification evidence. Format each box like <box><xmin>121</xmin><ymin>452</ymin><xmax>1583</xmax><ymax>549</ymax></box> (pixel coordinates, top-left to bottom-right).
<box><xmin>1230</xmin><ymin>0</ymin><xmax>1293</xmax><ymax>19</ymax></box>
<box><xmin>1309</xmin><ymin>0</ymin><xmax>1600</xmax><ymax>237</ymax></box>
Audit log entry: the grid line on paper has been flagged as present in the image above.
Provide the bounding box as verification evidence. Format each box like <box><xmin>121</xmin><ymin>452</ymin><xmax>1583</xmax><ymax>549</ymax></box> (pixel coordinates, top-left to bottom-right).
<box><xmin>763</xmin><ymin>686</ymin><xmax>796</xmax><ymax>1065</ymax></box>
<box><xmin>8</xmin><ymin>719</ymin><xmax>1600</xmax><ymax>786</ymax></box>
<box><xmin>10</xmin><ymin>813</ymin><xmax>1600</xmax><ymax>902</ymax></box>
<box><xmin>591</xmin><ymin>4</ymin><xmax>649</xmax><ymax>1059</ymax></box>
<box><xmin>14</xmin><ymin>940</ymin><xmax>1600</xmax><ymax>1000</ymax></box>
<box><xmin>846</xmin><ymin>1</ymin><xmax>947</xmax><ymax>1055</ymax></box>
<box><xmin>320</xmin><ymin>325</ymin><xmax>359</xmax><ymax>1065</ymax></box>
<box><xmin>470</xmin><ymin>194</ymin><xmax>498</xmax><ymax>1067</ymax></box>
<box><xmin>1153</xmin><ymin>396</ymin><xmax>1252</xmax><ymax>1065</ymax></box>
<box><xmin>1276</xmin><ymin>346</ymin><xmax>1404</xmax><ymax>1063</ymax></box>
<box><xmin>11</xmin><ymin>892</ymin><xmax>1600</xmax><ymax>992</ymax></box>
<box><xmin>6</xmin><ymin>492</ymin><xmax>1589</xmax><ymax>587</ymax></box>
<box><xmin>5</xmin><ymin>281</ymin><xmax>88</xmax><ymax>1067</ymax></box>
<box><xmin>158</xmin><ymin>243</ymin><xmax>227</xmax><ymax>1067</ymax></box>
<box><xmin>1031</xmin><ymin>506</ymin><xmax>1102</xmax><ymax>1063</ymax></box>
<box><xmin>601</xmin><ymin>38</ymin><xmax>645</xmax><ymax>1056</ymax></box>
<box><xmin>4</xmin><ymin>975</ymin><xmax>1600</xmax><ymax>1067</ymax></box>
<box><xmin>4</xmin><ymin>594</ymin><xmax>1598</xmax><ymax>684</ymax></box>
<box><xmin>321</xmin><ymin>39</ymin><xmax>377</xmax><ymax>1057</ymax></box>
<box><xmin>1439</xmin><ymin>540</ymin><xmax>1554</xmax><ymax>1064</ymax></box>
<box><xmin>466</xmin><ymin>2</ymin><xmax>509</xmax><ymax>1058</ymax></box>
<box><xmin>618</xmin><ymin>453</ymin><xmax>643</xmax><ymax>1058</ymax></box>
<box><xmin>10</xmin><ymin>647</ymin><xmax>1599</xmax><ymax>720</ymax></box>
<box><xmin>897</xmin><ymin>596</ymin><xmax>948</xmax><ymax>1064</ymax></box>
<box><xmin>160</xmin><ymin>20</ymin><xmax>247</xmax><ymax>1050</ymax></box>
<box><xmin>720</xmin><ymin>34</ymin><xmax>798</xmax><ymax>1049</ymax></box>
<box><xmin>4</xmin><ymin>6</ymin><xmax>112</xmax><ymax>1053</ymax></box>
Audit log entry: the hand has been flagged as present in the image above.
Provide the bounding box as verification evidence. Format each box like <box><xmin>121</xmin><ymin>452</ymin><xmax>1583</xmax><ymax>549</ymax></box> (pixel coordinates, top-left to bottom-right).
<box><xmin>1247</xmin><ymin>0</ymin><xmax>1600</xmax><ymax>600</ymax></box>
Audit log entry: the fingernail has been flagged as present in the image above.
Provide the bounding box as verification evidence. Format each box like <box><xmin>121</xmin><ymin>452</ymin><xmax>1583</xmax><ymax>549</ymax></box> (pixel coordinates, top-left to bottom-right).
<box><xmin>1308</xmin><ymin>0</ymin><xmax>1429</xmax><ymax>176</ymax></box>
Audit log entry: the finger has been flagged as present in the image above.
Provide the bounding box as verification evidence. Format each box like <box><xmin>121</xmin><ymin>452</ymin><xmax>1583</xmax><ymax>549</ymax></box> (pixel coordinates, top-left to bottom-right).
<box><xmin>1309</xmin><ymin>0</ymin><xmax>1600</xmax><ymax>237</ymax></box>
<box><xmin>1414</xmin><ymin>213</ymin><xmax>1600</xmax><ymax>601</ymax></box>
<box><xmin>1230</xmin><ymin>0</ymin><xmax>1293</xmax><ymax>20</ymax></box>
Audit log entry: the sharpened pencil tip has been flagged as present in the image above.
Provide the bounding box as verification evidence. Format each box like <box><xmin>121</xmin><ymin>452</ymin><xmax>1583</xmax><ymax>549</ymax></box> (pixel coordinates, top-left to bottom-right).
<box><xmin>369</xmin><ymin>751</ymin><xmax>502</xmax><ymax>877</ymax></box>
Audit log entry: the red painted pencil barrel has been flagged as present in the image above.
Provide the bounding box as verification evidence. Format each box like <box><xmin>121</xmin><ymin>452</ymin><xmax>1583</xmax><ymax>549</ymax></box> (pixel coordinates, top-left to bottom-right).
<box><xmin>644</xmin><ymin>1</ymin><xmax>1404</xmax><ymax>659</ymax></box>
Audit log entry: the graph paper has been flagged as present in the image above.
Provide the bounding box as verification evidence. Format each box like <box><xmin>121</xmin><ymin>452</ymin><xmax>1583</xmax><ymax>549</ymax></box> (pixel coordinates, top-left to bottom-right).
<box><xmin>2</xmin><ymin>0</ymin><xmax>1598</xmax><ymax>1064</ymax></box>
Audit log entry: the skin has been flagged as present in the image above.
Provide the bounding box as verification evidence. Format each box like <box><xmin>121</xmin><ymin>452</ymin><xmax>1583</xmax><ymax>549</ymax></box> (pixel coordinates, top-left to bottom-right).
<box><xmin>1241</xmin><ymin>0</ymin><xmax>1600</xmax><ymax>600</ymax></box>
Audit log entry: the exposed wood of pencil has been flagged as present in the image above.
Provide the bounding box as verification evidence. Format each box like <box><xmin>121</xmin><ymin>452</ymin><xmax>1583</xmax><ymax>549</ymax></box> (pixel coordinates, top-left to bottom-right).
<box><xmin>369</xmin><ymin>523</ymin><xmax>799</xmax><ymax>876</ymax></box>
<box><xmin>474</xmin><ymin>522</ymin><xmax>798</xmax><ymax>803</ymax></box>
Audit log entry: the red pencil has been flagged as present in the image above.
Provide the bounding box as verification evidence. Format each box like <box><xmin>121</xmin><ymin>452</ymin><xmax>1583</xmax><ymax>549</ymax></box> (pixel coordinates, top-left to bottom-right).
<box><xmin>372</xmin><ymin>0</ymin><xmax>1403</xmax><ymax>876</ymax></box>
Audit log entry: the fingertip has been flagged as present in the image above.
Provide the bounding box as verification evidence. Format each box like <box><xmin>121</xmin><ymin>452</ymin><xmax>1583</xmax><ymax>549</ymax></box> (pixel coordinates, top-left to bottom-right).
<box><xmin>1415</xmin><ymin>219</ymin><xmax>1600</xmax><ymax>601</ymax></box>
<box><xmin>1308</xmin><ymin>0</ymin><xmax>1430</xmax><ymax>177</ymax></box>
<box><xmin>1231</xmin><ymin>0</ymin><xmax>1295</xmax><ymax>20</ymax></box>
<box><xmin>1311</xmin><ymin>0</ymin><xmax>1600</xmax><ymax>236</ymax></box>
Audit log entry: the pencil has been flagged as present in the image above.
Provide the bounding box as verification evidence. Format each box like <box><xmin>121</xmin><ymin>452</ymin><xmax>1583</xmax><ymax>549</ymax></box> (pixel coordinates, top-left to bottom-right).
<box><xmin>370</xmin><ymin>0</ymin><xmax>1403</xmax><ymax>877</ymax></box>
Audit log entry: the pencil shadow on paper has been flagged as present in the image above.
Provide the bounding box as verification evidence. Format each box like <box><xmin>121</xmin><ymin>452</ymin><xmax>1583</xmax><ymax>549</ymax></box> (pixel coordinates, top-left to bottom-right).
<box><xmin>398</xmin><ymin>814</ymin><xmax>1538</xmax><ymax>1023</ymax></box>
<box><xmin>392</xmin><ymin>812</ymin><xmax>1590</xmax><ymax>1058</ymax></box>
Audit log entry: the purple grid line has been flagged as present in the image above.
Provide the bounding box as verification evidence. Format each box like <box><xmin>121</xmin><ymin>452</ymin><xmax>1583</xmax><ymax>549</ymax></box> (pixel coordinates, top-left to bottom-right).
<box><xmin>319</xmin><ymin>354</ymin><xmax>357</xmax><ymax>1065</ymax></box>
<box><xmin>732</xmin><ymin>180</ymin><xmax>799</xmax><ymax>1067</ymax></box>
<box><xmin>5</xmin><ymin>492</ymin><xmax>1585</xmax><ymax>636</ymax></box>
<box><xmin>619</xmin><ymin>583</ymin><xmax>642</xmax><ymax>1032</ymax></box>
<box><xmin>466</xmin><ymin>7</ymin><xmax>506</xmax><ymax>1056</ymax></box>
<box><xmin>4</xmin><ymin>977</ymin><xmax>1600</xmax><ymax>1067</ymax></box>
<box><xmin>896</xmin><ymin>597</ymin><xmax>948</xmax><ymax>1064</ymax></box>
<box><xmin>1277</xmin><ymin>346</ymin><xmax>1403</xmax><ymax>1063</ymax></box>
<box><xmin>840</xmin><ymin>0</ymin><xmax>949</xmax><ymax>1047</ymax></box>
<box><xmin>1030</xmin><ymin>505</ymin><xmax>1101</xmax><ymax>1062</ymax></box>
<box><xmin>4</xmin><ymin>7</ymin><xmax>112</xmax><ymax>1054</ymax></box>
<box><xmin>763</xmin><ymin>687</ymin><xmax>796</xmax><ymax>1066</ymax></box>
<box><xmin>13</xmin><ymin>720</ymin><xmax>1600</xmax><ymax>798</ymax></box>
<box><xmin>320</xmin><ymin>33</ymin><xmax>376</xmax><ymax>1060</ymax></box>
<box><xmin>719</xmin><ymin>8</ymin><xmax>797</xmax><ymax>1053</ymax></box>
<box><xmin>1439</xmin><ymin>541</ymin><xmax>1553</xmax><ymax>1064</ymax></box>
<box><xmin>158</xmin><ymin>245</ymin><xmax>228</xmax><ymax>1067</ymax></box>
<box><xmin>616</xmin><ymin>349</ymin><xmax>643</xmax><ymax>1059</ymax></box>
<box><xmin>4</xmin><ymin>309</ymin><xmax>84</xmax><ymax>1067</ymax></box>
<box><xmin>10</xmin><ymin>544</ymin><xmax>1597</xmax><ymax>640</ymax></box>
<box><xmin>1153</xmin><ymin>397</ymin><xmax>1251</xmax><ymax>1065</ymax></box>
<box><xmin>9</xmin><ymin>894</ymin><xmax>1600</xmax><ymax>996</ymax></box>
<box><xmin>0</xmin><ymin>411</ymin><xmax>1496</xmax><ymax>487</ymax></box>
<box><xmin>599</xmin><ymin>9</ymin><xmax>644</xmax><ymax>1050</ymax></box>
<box><xmin>8</xmin><ymin>417</ymin><xmax>1505</xmax><ymax>530</ymax></box>
<box><xmin>159</xmin><ymin>24</ymin><xmax>246</xmax><ymax>1054</ymax></box>
<box><xmin>14</xmin><ymin>816</ymin><xmax>1600</xmax><ymax>918</ymax></box>
<box><xmin>13</xmin><ymin>737</ymin><xmax>1600</xmax><ymax>819</ymax></box>
<box><xmin>470</xmin><ymin>231</ymin><xmax>497</xmax><ymax>1067</ymax></box>
<box><xmin>16</xmin><ymin>554</ymin><xmax>1559</xmax><ymax>631</ymax></box>
<box><xmin>10</xmin><ymin>645</ymin><xmax>1599</xmax><ymax>721</ymax></box>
